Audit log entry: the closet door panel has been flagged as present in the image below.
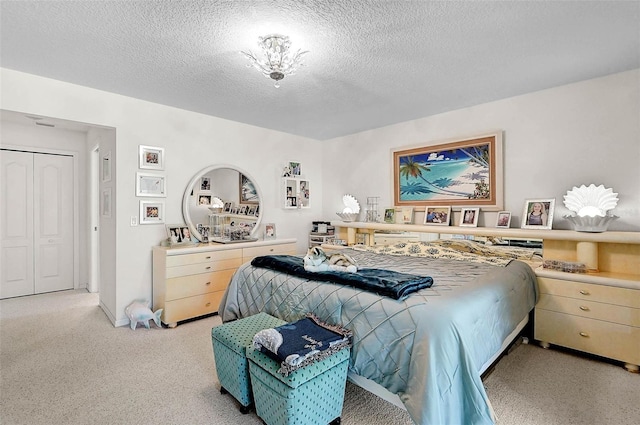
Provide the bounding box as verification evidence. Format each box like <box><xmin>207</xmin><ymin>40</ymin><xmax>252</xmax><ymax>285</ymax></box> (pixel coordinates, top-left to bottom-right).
<box><xmin>0</xmin><ymin>150</ymin><xmax>34</xmax><ymax>298</ymax></box>
<box><xmin>33</xmin><ymin>154</ymin><xmax>74</xmax><ymax>294</ymax></box>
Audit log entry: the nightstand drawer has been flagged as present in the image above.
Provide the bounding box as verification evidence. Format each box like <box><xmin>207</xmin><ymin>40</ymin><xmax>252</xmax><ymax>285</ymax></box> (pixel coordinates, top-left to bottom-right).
<box><xmin>163</xmin><ymin>292</ymin><xmax>224</xmax><ymax>324</ymax></box>
<box><xmin>535</xmin><ymin>309</ymin><xmax>640</xmax><ymax>365</ymax></box>
<box><xmin>167</xmin><ymin>258</ymin><xmax>243</xmax><ymax>279</ymax></box>
<box><xmin>166</xmin><ymin>269</ymin><xmax>236</xmax><ymax>301</ymax></box>
<box><xmin>537</xmin><ymin>277</ymin><xmax>640</xmax><ymax>308</ymax></box>
<box><xmin>166</xmin><ymin>249</ymin><xmax>242</xmax><ymax>267</ymax></box>
<box><xmin>537</xmin><ymin>293</ymin><xmax>640</xmax><ymax>327</ymax></box>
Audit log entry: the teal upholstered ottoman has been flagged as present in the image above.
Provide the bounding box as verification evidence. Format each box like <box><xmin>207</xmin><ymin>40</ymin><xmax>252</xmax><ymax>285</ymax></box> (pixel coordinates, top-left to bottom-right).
<box><xmin>211</xmin><ymin>312</ymin><xmax>287</xmax><ymax>413</ymax></box>
<box><xmin>247</xmin><ymin>346</ymin><xmax>350</xmax><ymax>425</ymax></box>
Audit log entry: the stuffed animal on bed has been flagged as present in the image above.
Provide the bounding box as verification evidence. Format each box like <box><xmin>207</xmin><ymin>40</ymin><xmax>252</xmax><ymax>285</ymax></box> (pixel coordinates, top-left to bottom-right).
<box><xmin>303</xmin><ymin>246</ymin><xmax>358</xmax><ymax>273</ymax></box>
<box><xmin>125</xmin><ymin>299</ymin><xmax>163</xmax><ymax>330</ymax></box>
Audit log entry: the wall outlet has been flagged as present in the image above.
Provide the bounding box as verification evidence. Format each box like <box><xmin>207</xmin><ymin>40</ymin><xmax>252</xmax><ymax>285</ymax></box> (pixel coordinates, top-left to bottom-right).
<box><xmin>130</xmin><ymin>216</ymin><xmax>138</xmax><ymax>226</ymax></box>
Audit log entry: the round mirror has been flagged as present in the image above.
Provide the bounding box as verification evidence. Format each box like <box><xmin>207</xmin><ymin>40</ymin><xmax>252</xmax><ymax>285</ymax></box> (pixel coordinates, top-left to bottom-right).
<box><xmin>182</xmin><ymin>165</ymin><xmax>262</xmax><ymax>243</ymax></box>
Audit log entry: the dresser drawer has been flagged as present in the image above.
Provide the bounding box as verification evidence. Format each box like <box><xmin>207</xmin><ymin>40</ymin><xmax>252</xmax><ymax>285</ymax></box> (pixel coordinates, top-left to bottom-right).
<box><xmin>537</xmin><ymin>293</ymin><xmax>640</xmax><ymax>327</ymax></box>
<box><xmin>166</xmin><ymin>249</ymin><xmax>242</xmax><ymax>267</ymax></box>
<box><xmin>165</xmin><ymin>269</ymin><xmax>236</xmax><ymax>301</ymax></box>
<box><xmin>535</xmin><ymin>309</ymin><xmax>640</xmax><ymax>365</ymax></box>
<box><xmin>537</xmin><ymin>277</ymin><xmax>640</xmax><ymax>308</ymax></box>
<box><xmin>243</xmin><ymin>243</ymin><xmax>297</xmax><ymax>262</ymax></box>
<box><xmin>166</xmin><ymin>258</ymin><xmax>243</xmax><ymax>279</ymax></box>
<box><xmin>163</xmin><ymin>291</ymin><xmax>225</xmax><ymax>324</ymax></box>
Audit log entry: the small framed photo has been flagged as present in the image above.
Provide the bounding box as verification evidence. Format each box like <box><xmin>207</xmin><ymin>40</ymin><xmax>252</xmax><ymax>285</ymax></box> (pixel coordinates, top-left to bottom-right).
<box><xmin>400</xmin><ymin>207</ymin><xmax>414</xmax><ymax>224</ymax></box>
<box><xmin>424</xmin><ymin>206</ymin><xmax>451</xmax><ymax>226</ymax></box>
<box><xmin>198</xmin><ymin>194</ymin><xmax>212</xmax><ymax>206</ymax></box>
<box><xmin>136</xmin><ymin>172</ymin><xmax>166</xmax><ymax>197</ymax></box>
<box><xmin>140</xmin><ymin>200</ymin><xmax>164</xmax><ymax>225</ymax></box>
<box><xmin>247</xmin><ymin>205</ymin><xmax>256</xmax><ymax>215</ymax></box>
<box><xmin>166</xmin><ymin>224</ymin><xmax>191</xmax><ymax>244</ymax></box>
<box><xmin>264</xmin><ymin>223</ymin><xmax>276</xmax><ymax>240</ymax></box>
<box><xmin>459</xmin><ymin>207</ymin><xmax>480</xmax><ymax>227</ymax></box>
<box><xmin>495</xmin><ymin>211</ymin><xmax>512</xmax><ymax>228</ymax></box>
<box><xmin>200</xmin><ymin>177</ymin><xmax>211</xmax><ymax>192</ymax></box>
<box><xmin>139</xmin><ymin>145</ymin><xmax>165</xmax><ymax>170</ymax></box>
<box><xmin>384</xmin><ymin>208</ymin><xmax>396</xmax><ymax>224</ymax></box>
<box><xmin>223</xmin><ymin>202</ymin><xmax>233</xmax><ymax>213</ymax></box>
<box><xmin>197</xmin><ymin>224</ymin><xmax>210</xmax><ymax>242</ymax></box>
<box><xmin>102</xmin><ymin>151</ymin><xmax>112</xmax><ymax>182</ymax></box>
<box><xmin>521</xmin><ymin>199</ymin><xmax>555</xmax><ymax>230</ymax></box>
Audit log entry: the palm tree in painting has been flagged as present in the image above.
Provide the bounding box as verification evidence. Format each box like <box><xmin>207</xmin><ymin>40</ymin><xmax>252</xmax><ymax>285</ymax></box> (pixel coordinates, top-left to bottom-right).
<box><xmin>399</xmin><ymin>156</ymin><xmax>468</xmax><ymax>197</ymax></box>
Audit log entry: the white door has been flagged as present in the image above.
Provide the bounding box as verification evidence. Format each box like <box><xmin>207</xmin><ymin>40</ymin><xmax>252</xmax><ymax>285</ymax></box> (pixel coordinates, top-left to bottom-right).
<box><xmin>33</xmin><ymin>153</ymin><xmax>74</xmax><ymax>294</ymax></box>
<box><xmin>0</xmin><ymin>150</ymin><xmax>35</xmax><ymax>298</ymax></box>
<box><xmin>0</xmin><ymin>150</ymin><xmax>74</xmax><ymax>298</ymax></box>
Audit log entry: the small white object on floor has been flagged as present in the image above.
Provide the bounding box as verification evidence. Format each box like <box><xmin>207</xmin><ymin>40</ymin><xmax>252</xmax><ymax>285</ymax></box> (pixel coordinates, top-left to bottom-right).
<box><xmin>125</xmin><ymin>299</ymin><xmax>163</xmax><ymax>330</ymax></box>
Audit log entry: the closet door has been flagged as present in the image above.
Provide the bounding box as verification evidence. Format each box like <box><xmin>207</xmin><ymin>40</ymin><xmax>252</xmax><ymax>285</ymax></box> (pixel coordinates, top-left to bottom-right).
<box><xmin>0</xmin><ymin>150</ymin><xmax>35</xmax><ymax>298</ymax></box>
<box><xmin>33</xmin><ymin>153</ymin><xmax>74</xmax><ymax>294</ymax></box>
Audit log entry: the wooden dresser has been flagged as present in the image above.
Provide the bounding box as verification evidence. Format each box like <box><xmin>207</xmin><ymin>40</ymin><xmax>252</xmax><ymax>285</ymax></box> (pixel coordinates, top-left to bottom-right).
<box><xmin>152</xmin><ymin>239</ymin><xmax>297</xmax><ymax>327</ymax></box>
<box><xmin>331</xmin><ymin>221</ymin><xmax>640</xmax><ymax>371</ymax></box>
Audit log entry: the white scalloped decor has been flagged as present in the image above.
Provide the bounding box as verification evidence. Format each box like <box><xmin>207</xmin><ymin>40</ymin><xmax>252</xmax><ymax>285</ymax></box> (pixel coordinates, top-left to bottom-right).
<box><xmin>563</xmin><ymin>184</ymin><xmax>618</xmax><ymax>217</ymax></box>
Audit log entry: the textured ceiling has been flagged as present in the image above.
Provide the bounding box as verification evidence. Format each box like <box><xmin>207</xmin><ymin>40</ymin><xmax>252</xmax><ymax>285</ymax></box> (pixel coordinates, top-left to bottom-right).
<box><xmin>1</xmin><ymin>1</ymin><xmax>639</xmax><ymax>140</ymax></box>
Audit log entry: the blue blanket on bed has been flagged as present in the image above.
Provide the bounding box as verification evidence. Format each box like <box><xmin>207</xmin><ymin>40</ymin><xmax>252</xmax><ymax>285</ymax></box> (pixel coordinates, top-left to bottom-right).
<box><xmin>250</xmin><ymin>255</ymin><xmax>433</xmax><ymax>300</ymax></box>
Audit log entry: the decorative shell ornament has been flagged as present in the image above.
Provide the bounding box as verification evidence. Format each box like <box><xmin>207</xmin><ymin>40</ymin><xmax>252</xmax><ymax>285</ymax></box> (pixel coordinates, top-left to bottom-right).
<box><xmin>336</xmin><ymin>194</ymin><xmax>360</xmax><ymax>222</ymax></box>
<box><xmin>563</xmin><ymin>184</ymin><xmax>618</xmax><ymax>232</ymax></box>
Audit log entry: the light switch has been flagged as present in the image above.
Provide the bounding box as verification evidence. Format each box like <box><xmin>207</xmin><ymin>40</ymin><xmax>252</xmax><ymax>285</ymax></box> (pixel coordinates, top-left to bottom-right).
<box><xmin>130</xmin><ymin>216</ymin><xmax>138</xmax><ymax>226</ymax></box>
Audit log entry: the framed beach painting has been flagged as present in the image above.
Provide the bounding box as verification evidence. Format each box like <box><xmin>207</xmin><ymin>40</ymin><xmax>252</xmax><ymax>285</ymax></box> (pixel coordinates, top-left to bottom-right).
<box><xmin>424</xmin><ymin>206</ymin><xmax>451</xmax><ymax>226</ymax></box>
<box><xmin>393</xmin><ymin>131</ymin><xmax>503</xmax><ymax>211</ymax></box>
<box><xmin>521</xmin><ymin>199</ymin><xmax>555</xmax><ymax>230</ymax></box>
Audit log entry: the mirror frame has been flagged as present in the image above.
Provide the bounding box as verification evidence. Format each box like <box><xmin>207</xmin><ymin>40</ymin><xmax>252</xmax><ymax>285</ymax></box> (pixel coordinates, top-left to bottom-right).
<box><xmin>182</xmin><ymin>164</ymin><xmax>263</xmax><ymax>242</ymax></box>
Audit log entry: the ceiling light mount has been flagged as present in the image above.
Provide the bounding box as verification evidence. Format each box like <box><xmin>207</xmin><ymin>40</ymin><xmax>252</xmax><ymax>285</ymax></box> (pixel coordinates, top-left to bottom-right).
<box><xmin>241</xmin><ymin>34</ymin><xmax>308</xmax><ymax>88</ymax></box>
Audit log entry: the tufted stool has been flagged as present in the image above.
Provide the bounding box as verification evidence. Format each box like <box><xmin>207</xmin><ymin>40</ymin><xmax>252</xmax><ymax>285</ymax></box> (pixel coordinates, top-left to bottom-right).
<box><xmin>247</xmin><ymin>346</ymin><xmax>350</xmax><ymax>425</ymax></box>
<box><xmin>211</xmin><ymin>312</ymin><xmax>287</xmax><ymax>413</ymax></box>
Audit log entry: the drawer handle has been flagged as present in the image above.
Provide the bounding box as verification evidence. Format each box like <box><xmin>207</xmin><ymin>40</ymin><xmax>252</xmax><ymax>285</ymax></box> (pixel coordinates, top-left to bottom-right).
<box><xmin>205</xmin><ymin>302</ymin><xmax>211</xmax><ymax>307</ymax></box>
<box><xmin>579</xmin><ymin>306</ymin><xmax>590</xmax><ymax>311</ymax></box>
<box><xmin>579</xmin><ymin>290</ymin><xmax>590</xmax><ymax>296</ymax></box>
<box><xmin>205</xmin><ymin>281</ymin><xmax>211</xmax><ymax>285</ymax></box>
<box><xmin>205</xmin><ymin>266</ymin><xmax>211</xmax><ymax>270</ymax></box>
<box><xmin>269</xmin><ymin>248</ymin><xmax>274</xmax><ymax>252</ymax></box>
<box><xmin>579</xmin><ymin>332</ymin><xmax>589</xmax><ymax>338</ymax></box>
<box><xmin>205</xmin><ymin>256</ymin><xmax>211</xmax><ymax>259</ymax></box>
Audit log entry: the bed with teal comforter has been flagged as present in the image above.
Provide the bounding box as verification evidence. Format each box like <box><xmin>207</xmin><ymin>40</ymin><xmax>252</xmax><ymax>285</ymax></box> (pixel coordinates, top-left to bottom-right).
<box><xmin>219</xmin><ymin>241</ymin><xmax>539</xmax><ymax>425</ymax></box>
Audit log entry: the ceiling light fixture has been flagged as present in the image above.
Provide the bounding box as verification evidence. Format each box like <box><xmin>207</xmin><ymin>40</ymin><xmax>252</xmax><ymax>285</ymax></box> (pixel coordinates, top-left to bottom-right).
<box><xmin>241</xmin><ymin>34</ymin><xmax>308</xmax><ymax>88</ymax></box>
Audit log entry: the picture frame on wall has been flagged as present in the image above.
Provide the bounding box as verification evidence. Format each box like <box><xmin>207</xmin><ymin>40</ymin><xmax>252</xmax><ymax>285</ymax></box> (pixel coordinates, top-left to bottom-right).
<box><xmin>459</xmin><ymin>207</ymin><xmax>480</xmax><ymax>227</ymax></box>
<box><xmin>200</xmin><ymin>177</ymin><xmax>211</xmax><ymax>192</ymax></box>
<box><xmin>289</xmin><ymin>161</ymin><xmax>301</xmax><ymax>176</ymax></box>
<box><xmin>264</xmin><ymin>223</ymin><xmax>276</xmax><ymax>240</ymax></box>
<box><xmin>495</xmin><ymin>211</ymin><xmax>512</xmax><ymax>228</ymax></box>
<box><xmin>139</xmin><ymin>200</ymin><xmax>165</xmax><ymax>225</ymax></box>
<box><xmin>424</xmin><ymin>206</ymin><xmax>451</xmax><ymax>226</ymax></box>
<box><xmin>392</xmin><ymin>131</ymin><xmax>503</xmax><ymax>211</ymax></box>
<box><xmin>384</xmin><ymin>208</ymin><xmax>396</xmax><ymax>223</ymax></box>
<box><xmin>136</xmin><ymin>172</ymin><xmax>166</xmax><ymax>197</ymax></box>
<box><xmin>198</xmin><ymin>194</ymin><xmax>212</xmax><ymax>206</ymax></box>
<box><xmin>521</xmin><ymin>199</ymin><xmax>555</xmax><ymax>230</ymax></box>
<box><xmin>239</xmin><ymin>173</ymin><xmax>259</xmax><ymax>204</ymax></box>
<box><xmin>139</xmin><ymin>145</ymin><xmax>165</xmax><ymax>170</ymax></box>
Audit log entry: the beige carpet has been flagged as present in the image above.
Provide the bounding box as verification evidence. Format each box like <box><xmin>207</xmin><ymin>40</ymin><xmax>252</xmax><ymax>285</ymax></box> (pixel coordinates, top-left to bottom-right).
<box><xmin>0</xmin><ymin>289</ymin><xmax>637</xmax><ymax>425</ymax></box>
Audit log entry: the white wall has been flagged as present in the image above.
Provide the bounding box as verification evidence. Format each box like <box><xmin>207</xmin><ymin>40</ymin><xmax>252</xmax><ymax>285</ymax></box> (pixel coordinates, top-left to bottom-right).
<box><xmin>1</xmin><ymin>68</ymin><xmax>322</xmax><ymax>326</ymax></box>
<box><xmin>322</xmin><ymin>69</ymin><xmax>640</xmax><ymax>231</ymax></box>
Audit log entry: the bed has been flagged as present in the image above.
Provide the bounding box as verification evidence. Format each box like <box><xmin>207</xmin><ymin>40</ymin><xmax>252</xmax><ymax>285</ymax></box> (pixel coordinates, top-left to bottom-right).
<box><xmin>219</xmin><ymin>240</ymin><xmax>540</xmax><ymax>425</ymax></box>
